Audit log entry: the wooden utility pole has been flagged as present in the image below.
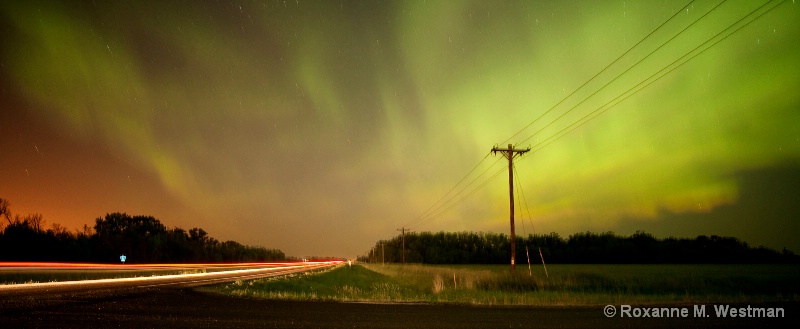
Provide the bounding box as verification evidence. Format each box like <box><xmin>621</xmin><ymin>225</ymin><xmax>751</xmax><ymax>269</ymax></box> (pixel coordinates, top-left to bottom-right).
<box><xmin>491</xmin><ymin>144</ymin><xmax>530</xmax><ymax>272</ymax></box>
<box><xmin>397</xmin><ymin>227</ymin><xmax>410</xmax><ymax>264</ymax></box>
<box><xmin>381</xmin><ymin>242</ymin><xmax>385</xmax><ymax>265</ymax></box>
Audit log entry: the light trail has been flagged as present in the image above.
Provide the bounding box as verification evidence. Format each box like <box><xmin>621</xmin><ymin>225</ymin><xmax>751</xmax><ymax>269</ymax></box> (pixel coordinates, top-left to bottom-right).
<box><xmin>0</xmin><ymin>261</ymin><xmax>322</xmax><ymax>271</ymax></box>
<box><xmin>0</xmin><ymin>260</ymin><xmax>342</xmax><ymax>296</ymax></box>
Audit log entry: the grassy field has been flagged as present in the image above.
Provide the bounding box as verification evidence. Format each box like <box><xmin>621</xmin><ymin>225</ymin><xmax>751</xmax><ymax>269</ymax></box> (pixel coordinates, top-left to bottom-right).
<box><xmin>202</xmin><ymin>263</ymin><xmax>800</xmax><ymax>306</ymax></box>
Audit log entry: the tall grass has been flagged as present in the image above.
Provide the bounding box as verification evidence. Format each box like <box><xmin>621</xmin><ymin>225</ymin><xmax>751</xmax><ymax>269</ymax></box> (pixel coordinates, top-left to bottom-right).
<box><xmin>204</xmin><ymin>265</ymin><xmax>427</xmax><ymax>303</ymax></box>
<box><xmin>363</xmin><ymin>263</ymin><xmax>800</xmax><ymax>305</ymax></box>
<box><xmin>203</xmin><ymin>263</ymin><xmax>800</xmax><ymax>306</ymax></box>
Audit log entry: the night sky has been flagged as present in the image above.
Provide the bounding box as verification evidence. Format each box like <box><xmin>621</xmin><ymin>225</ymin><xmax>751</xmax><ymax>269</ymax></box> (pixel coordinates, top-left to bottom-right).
<box><xmin>1</xmin><ymin>0</ymin><xmax>798</xmax><ymax>258</ymax></box>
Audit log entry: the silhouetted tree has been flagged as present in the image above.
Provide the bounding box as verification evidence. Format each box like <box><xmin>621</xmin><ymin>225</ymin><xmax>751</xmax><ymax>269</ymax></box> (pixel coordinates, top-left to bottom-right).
<box><xmin>0</xmin><ymin>198</ymin><xmax>10</xmax><ymax>228</ymax></box>
<box><xmin>364</xmin><ymin>230</ymin><xmax>799</xmax><ymax>264</ymax></box>
<box><xmin>0</xmin><ymin>199</ymin><xmax>286</xmax><ymax>263</ymax></box>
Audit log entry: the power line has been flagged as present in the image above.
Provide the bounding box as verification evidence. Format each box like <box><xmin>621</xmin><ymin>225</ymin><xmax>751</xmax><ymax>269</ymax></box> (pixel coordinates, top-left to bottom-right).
<box><xmin>505</xmin><ymin>0</ymin><xmax>784</xmax><ymax>252</ymax></box>
<box><xmin>415</xmin><ymin>163</ymin><xmax>508</xmax><ymax>231</ymax></box>
<box><xmin>404</xmin><ymin>2</ymin><xmax>701</xmax><ymax>232</ymax></box>
<box><xmin>514</xmin><ymin>0</ymin><xmax>728</xmax><ymax>147</ymax></box>
<box><xmin>410</xmin><ymin>0</ymin><xmax>709</xmax><ymax>230</ymax></box>
<box><xmin>407</xmin><ymin>156</ymin><xmax>506</xmax><ymax>229</ymax></box>
<box><xmin>502</xmin><ymin>1</ymin><xmax>784</xmax><ymax>276</ymax></box>
<box><xmin>514</xmin><ymin>165</ymin><xmax>526</xmax><ymax>235</ymax></box>
<box><xmin>518</xmin><ymin>0</ymin><xmax>785</xmax><ymax>157</ymax></box>
<box><xmin>491</xmin><ymin>144</ymin><xmax>531</xmax><ymax>272</ymax></box>
<box><xmin>500</xmin><ymin>0</ymin><xmax>698</xmax><ymax>146</ymax></box>
<box><xmin>514</xmin><ymin>164</ymin><xmax>542</xmax><ymax>277</ymax></box>
<box><xmin>513</xmin><ymin>164</ymin><xmax>536</xmax><ymax>237</ymax></box>
<box><xmin>403</xmin><ymin>152</ymin><xmax>491</xmax><ymax>228</ymax></box>
<box><xmin>401</xmin><ymin>0</ymin><xmax>785</xmax><ymax>233</ymax></box>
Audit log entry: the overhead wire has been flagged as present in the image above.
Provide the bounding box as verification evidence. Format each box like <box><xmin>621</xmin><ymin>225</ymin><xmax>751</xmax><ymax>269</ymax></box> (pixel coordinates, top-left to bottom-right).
<box><xmin>413</xmin><ymin>157</ymin><xmax>506</xmax><ymax>230</ymax></box>
<box><xmin>514</xmin><ymin>0</ymin><xmax>729</xmax><ymax>147</ymax></box>
<box><xmin>500</xmin><ymin>0</ymin><xmax>697</xmax><ymax>146</ymax></box>
<box><xmin>510</xmin><ymin>0</ymin><xmax>785</xmax><ymax>245</ymax></box>
<box><xmin>518</xmin><ymin>0</ymin><xmax>785</xmax><ymax>158</ymax></box>
<box><xmin>415</xmin><ymin>164</ymin><xmax>507</xmax><ymax>231</ymax></box>
<box><xmin>513</xmin><ymin>164</ymin><xmax>528</xmax><ymax>236</ymax></box>
<box><xmin>406</xmin><ymin>1</ymin><xmax>700</xmax><ymax>231</ymax></box>
<box><xmin>506</xmin><ymin>0</ymin><xmax>785</xmax><ymax>262</ymax></box>
<box><xmin>403</xmin><ymin>152</ymin><xmax>492</xmax><ymax>228</ymax></box>
<box><xmin>513</xmin><ymin>164</ymin><xmax>537</xmax><ymax>236</ymax></box>
<box><xmin>402</xmin><ymin>0</ymin><xmax>785</xmax><ymax>232</ymax></box>
<box><xmin>514</xmin><ymin>163</ymin><xmax>545</xmax><ymax>277</ymax></box>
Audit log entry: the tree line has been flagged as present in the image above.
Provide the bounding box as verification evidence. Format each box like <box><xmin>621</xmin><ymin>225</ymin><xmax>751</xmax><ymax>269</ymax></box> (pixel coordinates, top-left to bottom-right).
<box><xmin>358</xmin><ymin>231</ymin><xmax>798</xmax><ymax>264</ymax></box>
<box><xmin>0</xmin><ymin>198</ymin><xmax>284</xmax><ymax>263</ymax></box>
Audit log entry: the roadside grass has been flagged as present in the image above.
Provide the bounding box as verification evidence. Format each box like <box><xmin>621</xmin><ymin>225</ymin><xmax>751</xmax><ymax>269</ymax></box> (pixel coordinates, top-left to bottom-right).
<box><xmin>203</xmin><ymin>263</ymin><xmax>800</xmax><ymax>306</ymax></box>
<box><xmin>200</xmin><ymin>265</ymin><xmax>425</xmax><ymax>302</ymax></box>
<box><xmin>367</xmin><ymin>263</ymin><xmax>800</xmax><ymax>306</ymax></box>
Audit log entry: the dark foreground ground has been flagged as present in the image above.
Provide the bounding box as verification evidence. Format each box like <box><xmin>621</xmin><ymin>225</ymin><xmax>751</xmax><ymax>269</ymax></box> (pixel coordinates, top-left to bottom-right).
<box><xmin>0</xmin><ymin>287</ymin><xmax>796</xmax><ymax>328</ymax></box>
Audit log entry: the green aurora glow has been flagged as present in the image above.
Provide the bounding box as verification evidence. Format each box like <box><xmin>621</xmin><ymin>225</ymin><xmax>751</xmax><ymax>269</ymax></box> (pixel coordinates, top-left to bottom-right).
<box><xmin>1</xmin><ymin>0</ymin><xmax>798</xmax><ymax>257</ymax></box>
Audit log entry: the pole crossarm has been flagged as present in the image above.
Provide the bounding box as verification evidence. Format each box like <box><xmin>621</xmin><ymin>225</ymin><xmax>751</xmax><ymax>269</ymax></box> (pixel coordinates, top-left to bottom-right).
<box><xmin>491</xmin><ymin>145</ymin><xmax>531</xmax><ymax>158</ymax></box>
<box><xmin>490</xmin><ymin>144</ymin><xmax>530</xmax><ymax>272</ymax></box>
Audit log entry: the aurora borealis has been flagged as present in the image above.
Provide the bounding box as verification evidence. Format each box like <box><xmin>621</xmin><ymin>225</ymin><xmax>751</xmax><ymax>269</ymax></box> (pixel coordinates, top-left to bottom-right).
<box><xmin>1</xmin><ymin>0</ymin><xmax>798</xmax><ymax>258</ymax></box>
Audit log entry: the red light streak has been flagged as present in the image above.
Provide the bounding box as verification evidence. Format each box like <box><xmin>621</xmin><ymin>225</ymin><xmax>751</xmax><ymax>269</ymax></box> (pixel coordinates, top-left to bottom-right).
<box><xmin>0</xmin><ymin>260</ymin><xmax>343</xmax><ymax>271</ymax></box>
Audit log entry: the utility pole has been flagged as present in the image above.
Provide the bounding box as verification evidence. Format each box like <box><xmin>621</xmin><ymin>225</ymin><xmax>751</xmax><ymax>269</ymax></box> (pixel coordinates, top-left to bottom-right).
<box><xmin>381</xmin><ymin>242</ymin><xmax>385</xmax><ymax>265</ymax></box>
<box><xmin>397</xmin><ymin>227</ymin><xmax>410</xmax><ymax>264</ymax></box>
<box><xmin>491</xmin><ymin>144</ymin><xmax>530</xmax><ymax>272</ymax></box>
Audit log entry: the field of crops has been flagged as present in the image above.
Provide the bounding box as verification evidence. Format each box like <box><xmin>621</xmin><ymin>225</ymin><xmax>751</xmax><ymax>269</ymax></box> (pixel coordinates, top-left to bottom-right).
<box><xmin>204</xmin><ymin>263</ymin><xmax>800</xmax><ymax>306</ymax></box>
